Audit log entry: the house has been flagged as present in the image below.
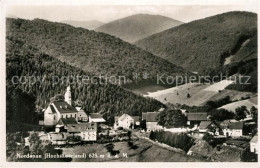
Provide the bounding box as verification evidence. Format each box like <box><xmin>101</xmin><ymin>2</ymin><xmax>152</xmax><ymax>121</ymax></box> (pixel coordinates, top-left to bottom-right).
<box><xmin>79</xmin><ymin>123</ymin><xmax>97</xmax><ymax>142</ymax></box>
<box><xmin>180</xmin><ymin>109</ymin><xmax>188</xmax><ymax>116</ymax></box>
<box><xmin>47</xmin><ymin>132</ymin><xmax>67</xmax><ymax>145</ymax></box>
<box><xmin>158</xmin><ymin>108</ymin><xmax>165</xmax><ymax>112</ymax></box>
<box><xmin>142</xmin><ymin>112</ymin><xmax>162</xmax><ymax>132</ymax></box>
<box><xmin>44</xmin><ymin>86</ymin><xmax>78</xmax><ymax>126</ymax></box>
<box><xmin>114</xmin><ymin>114</ymin><xmax>140</xmax><ymax>129</ymax></box>
<box><xmin>76</xmin><ymin>107</ymin><xmax>88</xmax><ymax>122</ymax></box>
<box><xmin>88</xmin><ymin>113</ymin><xmax>106</xmax><ymax>123</ymax></box>
<box><xmin>55</xmin><ymin>118</ymin><xmax>78</xmax><ymax>132</ymax></box>
<box><xmin>250</xmin><ymin>135</ymin><xmax>258</xmax><ymax>153</ymax></box>
<box><xmin>222</xmin><ymin>121</ymin><xmax>244</xmax><ymax>137</ymax></box>
<box><xmin>187</xmin><ymin>112</ymin><xmax>208</xmax><ymax>127</ymax></box>
<box><xmin>198</xmin><ymin>121</ymin><xmax>221</xmax><ymax>135</ymax></box>
<box><xmin>66</xmin><ymin>123</ymin><xmax>97</xmax><ymax>142</ymax></box>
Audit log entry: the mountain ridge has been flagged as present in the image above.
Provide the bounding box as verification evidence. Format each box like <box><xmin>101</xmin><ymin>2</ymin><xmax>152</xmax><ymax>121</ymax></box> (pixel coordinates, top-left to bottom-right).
<box><xmin>95</xmin><ymin>14</ymin><xmax>183</xmax><ymax>43</ymax></box>
<box><xmin>7</xmin><ymin>18</ymin><xmax>189</xmax><ymax>84</ymax></box>
<box><xmin>135</xmin><ymin>11</ymin><xmax>257</xmax><ymax>75</ymax></box>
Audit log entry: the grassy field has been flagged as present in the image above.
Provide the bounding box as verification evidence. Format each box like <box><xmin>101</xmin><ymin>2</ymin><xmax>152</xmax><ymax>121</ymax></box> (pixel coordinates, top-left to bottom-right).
<box><xmin>61</xmin><ymin>139</ymin><xmax>206</xmax><ymax>162</ymax></box>
<box><xmin>145</xmin><ymin>82</ymin><xmax>256</xmax><ymax>106</ymax></box>
<box><xmin>218</xmin><ymin>96</ymin><xmax>258</xmax><ymax>111</ymax></box>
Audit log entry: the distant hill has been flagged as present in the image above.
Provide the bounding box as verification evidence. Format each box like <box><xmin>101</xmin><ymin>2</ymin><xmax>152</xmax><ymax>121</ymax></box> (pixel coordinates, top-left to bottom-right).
<box><xmin>95</xmin><ymin>14</ymin><xmax>183</xmax><ymax>43</ymax></box>
<box><xmin>61</xmin><ymin>20</ymin><xmax>104</xmax><ymax>30</ymax></box>
<box><xmin>135</xmin><ymin>11</ymin><xmax>257</xmax><ymax>75</ymax></box>
<box><xmin>7</xmin><ymin>18</ymin><xmax>189</xmax><ymax>84</ymax></box>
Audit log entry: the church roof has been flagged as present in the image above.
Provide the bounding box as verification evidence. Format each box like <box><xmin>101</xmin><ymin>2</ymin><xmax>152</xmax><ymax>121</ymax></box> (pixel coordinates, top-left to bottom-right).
<box><xmin>53</xmin><ymin>101</ymin><xmax>78</xmax><ymax>113</ymax></box>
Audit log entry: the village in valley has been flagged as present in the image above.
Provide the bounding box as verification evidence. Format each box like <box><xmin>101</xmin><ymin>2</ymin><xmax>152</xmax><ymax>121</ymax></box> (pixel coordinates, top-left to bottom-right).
<box><xmin>20</xmin><ymin>85</ymin><xmax>258</xmax><ymax>161</ymax></box>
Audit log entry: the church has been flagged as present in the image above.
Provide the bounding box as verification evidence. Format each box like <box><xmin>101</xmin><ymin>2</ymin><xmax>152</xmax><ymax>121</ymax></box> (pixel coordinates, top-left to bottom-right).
<box><xmin>43</xmin><ymin>86</ymin><xmax>79</xmax><ymax>126</ymax></box>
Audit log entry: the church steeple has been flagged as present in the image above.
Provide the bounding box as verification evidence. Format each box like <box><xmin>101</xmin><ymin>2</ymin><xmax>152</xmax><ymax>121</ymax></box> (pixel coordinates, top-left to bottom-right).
<box><xmin>64</xmin><ymin>85</ymin><xmax>72</xmax><ymax>106</ymax></box>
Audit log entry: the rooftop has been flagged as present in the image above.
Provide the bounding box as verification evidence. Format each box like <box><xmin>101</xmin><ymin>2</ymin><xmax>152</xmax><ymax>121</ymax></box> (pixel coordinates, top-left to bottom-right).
<box><xmin>199</xmin><ymin>121</ymin><xmax>213</xmax><ymax>129</ymax></box>
<box><xmin>142</xmin><ymin>112</ymin><xmax>160</xmax><ymax>122</ymax></box>
<box><xmin>228</xmin><ymin>122</ymin><xmax>244</xmax><ymax>129</ymax></box>
<box><xmin>67</xmin><ymin>123</ymin><xmax>97</xmax><ymax>133</ymax></box>
<box><xmin>250</xmin><ymin>135</ymin><xmax>258</xmax><ymax>143</ymax></box>
<box><xmin>89</xmin><ymin>113</ymin><xmax>103</xmax><ymax>119</ymax></box>
<box><xmin>58</xmin><ymin>118</ymin><xmax>78</xmax><ymax>125</ymax></box>
<box><xmin>53</xmin><ymin>101</ymin><xmax>78</xmax><ymax>114</ymax></box>
<box><xmin>187</xmin><ymin>113</ymin><xmax>207</xmax><ymax>121</ymax></box>
<box><xmin>115</xmin><ymin>114</ymin><xmax>140</xmax><ymax>122</ymax></box>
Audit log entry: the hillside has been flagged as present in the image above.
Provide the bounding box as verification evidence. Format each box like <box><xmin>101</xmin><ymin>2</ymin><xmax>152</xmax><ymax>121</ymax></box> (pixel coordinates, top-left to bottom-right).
<box><xmin>95</xmin><ymin>14</ymin><xmax>183</xmax><ymax>43</ymax></box>
<box><xmin>218</xmin><ymin>96</ymin><xmax>257</xmax><ymax>111</ymax></box>
<box><xmin>145</xmin><ymin>82</ymin><xmax>256</xmax><ymax>106</ymax></box>
<box><xmin>7</xmin><ymin>18</ymin><xmax>188</xmax><ymax>84</ymax></box>
<box><xmin>135</xmin><ymin>11</ymin><xmax>257</xmax><ymax>75</ymax></box>
<box><xmin>6</xmin><ymin>38</ymin><xmax>165</xmax><ymax>125</ymax></box>
<box><xmin>61</xmin><ymin>20</ymin><xmax>104</xmax><ymax>30</ymax></box>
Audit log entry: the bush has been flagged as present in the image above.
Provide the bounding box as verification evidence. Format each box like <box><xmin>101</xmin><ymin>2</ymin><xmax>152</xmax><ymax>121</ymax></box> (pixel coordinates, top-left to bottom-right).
<box><xmin>150</xmin><ymin>130</ymin><xmax>194</xmax><ymax>152</ymax></box>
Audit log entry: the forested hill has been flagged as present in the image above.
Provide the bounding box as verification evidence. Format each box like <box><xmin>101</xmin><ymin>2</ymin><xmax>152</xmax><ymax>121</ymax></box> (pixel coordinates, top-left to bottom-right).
<box><xmin>95</xmin><ymin>14</ymin><xmax>183</xmax><ymax>43</ymax></box>
<box><xmin>135</xmin><ymin>11</ymin><xmax>257</xmax><ymax>75</ymax></box>
<box><xmin>6</xmin><ymin>18</ymin><xmax>189</xmax><ymax>83</ymax></box>
<box><xmin>6</xmin><ymin>38</ymin><xmax>165</xmax><ymax>125</ymax></box>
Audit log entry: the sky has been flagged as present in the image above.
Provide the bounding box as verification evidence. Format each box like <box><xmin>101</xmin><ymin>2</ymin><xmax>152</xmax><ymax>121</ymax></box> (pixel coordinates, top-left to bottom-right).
<box><xmin>6</xmin><ymin>5</ymin><xmax>258</xmax><ymax>23</ymax></box>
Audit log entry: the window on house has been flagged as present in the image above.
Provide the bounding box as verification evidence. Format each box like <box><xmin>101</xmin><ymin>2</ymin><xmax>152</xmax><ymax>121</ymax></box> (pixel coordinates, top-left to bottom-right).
<box><xmin>71</xmin><ymin>114</ymin><xmax>72</xmax><ymax>118</ymax></box>
<box><xmin>66</xmin><ymin>115</ymin><xmax>68</xmax><ymax>118</ymax></box>
<box><xmin>61</xmin><ymin>115</ymin><xmax>63</xmax><ymax>118</ymax></box>
<box><xmin>54</xmin><ymin>115</ymin><xmax>56</xmax><ymax>120</ymax></box>
<box><xmin>75</xmin><ymin>114</ymin><xmax>77</xmax><ymax>118</ymax></box>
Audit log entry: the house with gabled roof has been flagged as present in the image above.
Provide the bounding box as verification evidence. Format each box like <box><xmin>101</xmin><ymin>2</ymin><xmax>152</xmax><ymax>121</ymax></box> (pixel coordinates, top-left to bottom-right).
<box><xmin>250</xmin><ymin>134</ymin><xmax>258</xmax><ymax>154</ymax></box>
<box><xmin>221</xmin><ymin>121</ymin><xmax>244</xmax><ymax>137</ymax></box>
<box><xmin>142</xmin><ymin>112</ymin><xmax>162</xmax><ymax>132</ymax></box>
<box><xmin>55</xmin><ymin>118</ymin><xmax>78</xmax><ymax>132</ymax></box>
<box><xmin>187</xmin><ymin>112</ymin><xmax>208</xmax><ymax>127</ymax></box>
<box><xmin>67</xmin><ymin>123</ymin><xmax>97</xmax><ymax>141</ymax></box>
<box><xmin>198</xmin><ymin>121</ymin><xmax>221</xmax><ymax>135</ymax></box>
<box><xmin>76</xmin><ymin>106</ymin><xmax>88</xmax><ymax>122</ymax></box>
<box><xmin>89</xmin><ymin>113</ymin><xmax>106</xmax><ymax>123</ymax></box>
<box><xmin>114</xmin><ymin>113</ymin><xmax>140</xmax><ymax>129</ymax></box>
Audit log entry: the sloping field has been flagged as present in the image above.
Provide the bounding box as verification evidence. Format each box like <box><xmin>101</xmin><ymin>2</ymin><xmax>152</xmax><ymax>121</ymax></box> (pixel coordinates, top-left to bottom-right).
<box><xmin>146</xmin><ymin>82</ymin><xmax>256</xmax><ymax>106</ymax></box>
<box><xmin>146</xmin><ymin>83</ymin><xmax>216</xmax><ymax>106</ymax></box>
<box><xmin>203</xmin><ymin>80</ymin><xmax>234</xmax><ymax>92</ymax></box>
<box><xmin>218</xmin><ymin>96</ymin><xmax>258</xmax><ymax>111</ymax></box>
<box><xmin>205</xmin><ymin>90</ymin><xmax>256</xmax><ymax>104</ymax></box>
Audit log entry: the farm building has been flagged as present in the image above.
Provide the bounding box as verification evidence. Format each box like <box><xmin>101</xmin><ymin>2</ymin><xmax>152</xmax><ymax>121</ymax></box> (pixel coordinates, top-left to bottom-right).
<box><xmin>88</xmin><ymin>113</ymin><xmax>106</xmax><ymax>123</ymax></box>
<box><xmin>114</xmin><ymin>114</ymin><xmax>140</xmax><ymax>129</ymax></box>
<box><xmin>187</xmin><ymin>112</ymin><xmax>208</xmax><ymax>127</ymax></box>
<box><xmin>198</xmin><ymin>121</ymin><xmax>221</xmax><ymax>135</ymax></box>
<box><xmin>142</xmin><ymin>112</ymin><xmax>162</xmax><ymax>132</ymax></box>
<box><xmin>222</xmin><ymin>121</ymin><xmax>244</xmax><ymax>137</ymax></box>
